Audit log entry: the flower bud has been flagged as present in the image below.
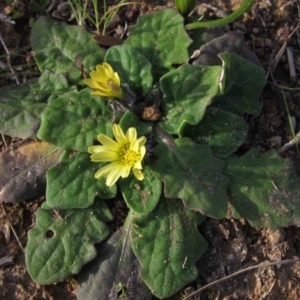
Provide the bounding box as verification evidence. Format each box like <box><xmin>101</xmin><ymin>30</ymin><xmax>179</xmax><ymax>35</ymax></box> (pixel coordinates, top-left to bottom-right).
<box><xmin>175</xmin><ymin>0</ymin><xmax>196</xmax><ymax>17</ymax></box>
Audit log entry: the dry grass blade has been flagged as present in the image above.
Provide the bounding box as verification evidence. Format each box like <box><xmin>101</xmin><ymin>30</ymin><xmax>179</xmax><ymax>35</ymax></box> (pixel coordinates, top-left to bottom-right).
<box><xmin>268</xmin><ymin>2</ymin><xmax>300</xmax><ymax>78</ymax></box>
<box><xmin>183</xmin><ymin>258</ymin><xmax>300</xmax><ymax>300</ymax></box>
<box><xmin>1</xmin><ymin>203</ymin><xmax>24</xmax><ymax>253</ymax></box>
<box><xmin>0</xmin><ymin>33</ymin><xmax>20</xmax><ymax>84</ymax></box>
<box><xmin>286</xmin><ymin>46</ymin><xmax>296</xmax><ymax>78</ymax></box>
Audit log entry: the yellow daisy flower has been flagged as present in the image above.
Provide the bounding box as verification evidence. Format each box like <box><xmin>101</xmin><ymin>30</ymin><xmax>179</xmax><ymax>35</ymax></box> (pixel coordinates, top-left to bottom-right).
<box><xmin>83</xmin><ymin>63</ymin><xmax>123</xmax><ymax>100</ymax></box>
<box><xmin>88</xmin><ymin>124</ymin><xmax>147</xmax><ymax>187</ymax></box>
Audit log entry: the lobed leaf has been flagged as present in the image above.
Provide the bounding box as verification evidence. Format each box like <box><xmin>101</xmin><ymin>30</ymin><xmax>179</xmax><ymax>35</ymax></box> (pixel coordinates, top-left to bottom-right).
<box><xmin>225</xmin><ymin>148</ymin><xmax>300</xmax><ymax>228</ymax></box>
<box><xmin>30</xmin><ymin>16</ymin><xmax>105</xmax><ymax>77</ymax></box>
<box><xmin>26</xmin><ymin>201</ymin><xmax>113</xmax><ymax>284</ymax></box>
<box><xmin>77</xmin><ymin>225</ymin><xmax>152</xmax><ymax>300</ymax></box>
<box><xmin>152</xmin><ymin>133</ymin><xmax>228</xmax><ymax>219</ymax></box>
<box><xmin>0</xmin><ymin>140</ymin><xmax>62</xmax><ymax>203</ymax></box>
<box><xmin>212</xmin><ymin>52</ymin><xmax>266</xmax><ymax>116</ymax></box>
<box><xmin>131</xmin><ymin>198</ymin><xmax>207</xmax><ymax>298</ymax></box>
<box><xmin>46</xmin><ymin>151</ymin><xmax>117</xmax><ymax>209</ymax></box>
<box><xmin>159</xmin><ymin>64</ymin><xmax>222</xmax><ymax>134</ymax></box>
<box><xmin>181</xmin><ymin>107</ymin><xmax>248</xmax><ymax>158</ymax></box>
<box><xmin>37</xmin><ymin>88</ymin><xmax>116</xmax><ymax>152</ymax></box>
<box><xmin>0</xmin><ymin>70</ymin><xmax>72</xmax><ymax>139</ymax></box>
<box><xmin>125</xmin><ymin>9</ymin><xmax>191</xmax><ymax>81</ymax></box>
<box><xmin>119</xmin><ymin>166</ymin><xmax>162</xmax><ymax>215</ymax></box>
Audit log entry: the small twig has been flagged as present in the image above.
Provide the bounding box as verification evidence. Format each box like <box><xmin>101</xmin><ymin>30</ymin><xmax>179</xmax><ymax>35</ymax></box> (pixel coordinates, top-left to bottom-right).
<box><xmin>296</xmin><ymin>28</ymin><xmax>300</xmax><ymax>46</ymax></box>
<box><xmin>1</xmin><ymin>134</ymin><xmax>8</xmax><ymax>148</ymax></box>
<box><xmin>1</xmin><ymin>203</ymin><xmax>25</xmax><ymax>253</ymax></box>
<box><xmin>0</xmin><ymin>33</ymin><xmax>20</xmax><ymax>84</ymax></box>
<box><xmin>183</xmin><ymin>258</ymin><xmax>300</xmax><ymax>300</ymax></box>
<box><xmin>270</xmin><ymin>40</ymin><xmax>287</xmax><ymax>73</ymax></box>
<box><xmin>268</xmin><ymin>20</ymin><xmax>300</xmax><ymax>78</ymax></box>
<box><xmin>278</xmin><ymin>131</ymin><xmax>300</xmax><ymax>154</ymax></box>
<box><xmin>286</xmin><ymin>47</ymin><xmax>296</xmax><ymax>78</ymax></box>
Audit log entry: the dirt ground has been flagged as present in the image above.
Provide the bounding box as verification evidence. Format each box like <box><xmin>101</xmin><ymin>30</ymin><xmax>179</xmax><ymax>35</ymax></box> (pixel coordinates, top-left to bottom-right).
<box><xmin>1</xmin><ymin>0</ymin><xmax>300</xmax><ymax>299</ymax></box>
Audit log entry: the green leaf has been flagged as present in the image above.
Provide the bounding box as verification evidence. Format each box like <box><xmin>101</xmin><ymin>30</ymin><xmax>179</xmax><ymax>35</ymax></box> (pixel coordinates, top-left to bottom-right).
<box><xmin>119</xmin><ymin>166</ymin><xmax>162</xmax><ymax>215</ymax></box>
<box><xmin>30</xmin><ymin>16</ymin><xmax>105</xmax><ymax>76</ymax></box>
<box><xmin>159</xmin><ymin>64</ymin><xmax>222</xmax><ymax>134</ymax></box>
<box><xmin>0</xmin><ymin>140</ymin><xmax>62</xmax><ymax>203</ymax></box>
<box><xmin>46</xmin><ymin>151</ymin><xmax>117</xmax><ymax>209</ymax></box>
<box><xmin>119</xmin><ymin>110</ymin><xmax>153</xmax><ymax>136</ymax></box>
<box><xmin>224</xmin><ymin>148</ymin><xmax>300</xmax><ymax>228</ymax></box>
<box><xmin>131</xmin><ymin>198</ymin><xmax>207</xmax><ymax>299</ymax></box>
<box><xmin>77</xmin><ymin>226</ymin><xmax>152</xmax><ymax>300</ymax></box>
<box><xmin>125</xmin><ymin>9</ymin><xmax>192</xmax><ymax>81</ymax></box>
<box><xmin>0</xmin><ymin>70</ymin><xmax>72</xmax><ymax>139</ymax></box>
<box><xmin>37</xmin><ymin>69</ymin><xmax>73</xmax><ymax>93</ymax></box>
<box><xmin>181</xmin><ymin>107</ymin><xmax>248</xmax><ymax>158</ymax></box>
<box><xmin>212</xmin><ymin>52</ymin><xmax>266</xmax><ymax>116</ymax></box>
<box><xmin>105</xmin><ymin>45</ymin><xmax>153</xmax><ymax>96</ymax></box>
<box><xmin>26</xmin><ymin>201</ymin><xmax>112</xmax><ymax>284</ymax></box>
<box><xmin>152</xmin><ymin>133</ymin><xmax>228</xmax><ymax>219</ymax></box>
<box><xmin>37</xmin><ymin>88</ymin><xmax>116</xmax><ymax>152</ymax></box>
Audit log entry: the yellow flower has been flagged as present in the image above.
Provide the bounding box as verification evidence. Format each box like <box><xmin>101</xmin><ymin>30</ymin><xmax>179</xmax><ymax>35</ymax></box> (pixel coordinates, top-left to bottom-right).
<box><xmin>88</xmin><ymin>124</ymin><xmax>147</xmax><ymax>187</ymax></box>
<box><xmin>83</xmin><ymin>63</ymin><xmax>123</xmax><ymax>100</ymax></box>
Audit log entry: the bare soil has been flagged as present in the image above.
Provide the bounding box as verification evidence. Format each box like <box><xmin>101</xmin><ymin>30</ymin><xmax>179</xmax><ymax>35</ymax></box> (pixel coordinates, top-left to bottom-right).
<box><xmin>1</xmin><ymin>0</ymin><xmax>300</xmax><ymax>299</ymax></box>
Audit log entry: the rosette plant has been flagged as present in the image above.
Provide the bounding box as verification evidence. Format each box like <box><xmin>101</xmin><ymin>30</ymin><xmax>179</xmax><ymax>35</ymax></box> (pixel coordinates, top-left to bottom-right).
<box><xmin>1</xmin><ymin>5</ymin><xmax>300</xmax><ymax>300</ymax></box>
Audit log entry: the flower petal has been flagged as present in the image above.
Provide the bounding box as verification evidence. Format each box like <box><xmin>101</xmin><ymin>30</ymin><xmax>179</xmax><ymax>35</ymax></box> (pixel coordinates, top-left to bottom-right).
<box><xmin>83</xmin><ymin>78</ymin><xmax>97</xmax><ymax>88</ymax></box>
<box><xmin>134</xmin><ymin>161</ymin><xmax>142</xmax><ymax>169</ymax></box>
<box><xmin>91</xmin><ymin>91</ymin><xmax>110</xmax><ymax>97</ymax></box>
<box><xmin>90</xmin><ymin>70</ymin><xmax>107</xmax><ymax>81</ymax></box>
<box><xmin>98</xmin><ymin>134</ymin><xmax>121</xmax><ymax>151</ymax></box>
<box><xmin>126</xmin><ymin>127</ymin><xmax>137</xmax><ymax>143</ymax></box>
<box><xmin>88</xmin><ymin>145</ymin><xmax>107</xmax><ymax>154</ymax></box>
<box><xmin>103</xmin><ymin>62</ymin><xmax>115</xmax><ymax>78</ymax></box>
<box><xmin>113</xmin><ymin>72</ymin><xmax>121</xmax><ymax>86</ymax></box>
<box><xmin>119</xmin><ymin>165</ymin><xmax>131</xmax><ymax>178</ymax></box>
<box><xmin>94</xmin><ymin>162</ymin><xmax>116</xmax><ymax>179</ymax></box>
<box><xmin>130</xmin><ymin>136</ymin><xmax>146</xmax><ymax>152</ymax></box>
<box><xmin>91</xmin><ymin>91</ymin><xmax>115</xmax><ymax>98</ymax></box>
<box><xmin>90</xmin><ymin>150</ymin><xmax>119</xmax><ymax>162</ymax></box>
<box><xmin>95</xmin><ymin>64</ymin><xmax>107</xmax><ymax>75</ymax></box>
<box><xmin>113</xmin><ymin>124</ymin><xmax>128</xmax><ymax>145</ymax></box>
<box><xmin>140</xmin><ymin>146</ymin><xmax>146</xmax><ymax>160</ymax></box>
<box><xmin>133</xmin><ymin>169</ymin><xmax>144</xmax><ymax>181</ymax></box>
<box><xmin>106</xmin><ymin>163</ymin><xmax>124</xmax><ymax>186</ymax></box>
<box><xmin>93</xmin><ymin>81</ymin><xmax>109</xmax><ymax>90</ymax></box>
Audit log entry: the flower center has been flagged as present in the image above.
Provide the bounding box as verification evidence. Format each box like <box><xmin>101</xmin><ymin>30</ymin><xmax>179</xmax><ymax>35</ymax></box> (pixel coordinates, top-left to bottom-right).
<box><xmin>119</xmin><ymin>145</ymin><xmax>141</xmax><ymax>166</ymax></box>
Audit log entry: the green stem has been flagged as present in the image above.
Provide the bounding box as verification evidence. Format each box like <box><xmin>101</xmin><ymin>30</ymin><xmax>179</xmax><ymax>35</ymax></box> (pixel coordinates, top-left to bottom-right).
<box><xmin>185</xmin><ymin>0</ymin><xmax>255</xmax><ymax>30</ymax></box>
